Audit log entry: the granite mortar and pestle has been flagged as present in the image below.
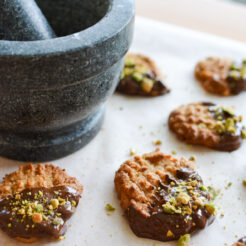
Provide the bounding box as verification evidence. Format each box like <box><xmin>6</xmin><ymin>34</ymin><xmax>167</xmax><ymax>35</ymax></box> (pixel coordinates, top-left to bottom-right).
<box><xmin>0</xmin><ymin>0</ymin><xmax>135</xmax><ymax>161</ymax></box>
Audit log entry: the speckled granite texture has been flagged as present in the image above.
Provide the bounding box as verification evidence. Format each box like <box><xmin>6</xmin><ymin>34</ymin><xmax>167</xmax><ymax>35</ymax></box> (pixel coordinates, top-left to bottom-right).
<box><xmin>0</xmin><ymin>0</ymin><xmax>55</xmax><ymax>41</ymax></box>
<box><xmin>0</xmin><ymin>0</ymin><xmax>135</xmax><ymax>161</ymax></box>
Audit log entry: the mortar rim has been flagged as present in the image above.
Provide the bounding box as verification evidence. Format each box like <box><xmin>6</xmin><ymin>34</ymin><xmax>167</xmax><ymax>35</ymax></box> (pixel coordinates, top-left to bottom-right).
<box><xmin>0</xmin><ymin>0</ymin><xmax>135</xmax><ymax>57</ymax></box>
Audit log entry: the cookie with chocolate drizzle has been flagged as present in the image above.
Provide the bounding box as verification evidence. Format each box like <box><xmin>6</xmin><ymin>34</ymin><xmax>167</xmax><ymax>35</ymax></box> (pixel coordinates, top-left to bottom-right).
<box><xmin>116</xmin><ymin>53</ymin><xmax>170</xmax><ymax>97</ymax></box>
<box><xmin>169</xmin><ymin>102</ymin><xmax>246</xmax><ymax>151</ymax></box>
<box><xmin>195</xmin><ymin>57</ymin><xmax>246</xmax><ymax>96</ymax></box>
<box><xmin>233</xmin><ymin>237</ymin><xmax>246</xmax><ymax>246</ymax></box>
<box><xmin>114</xmin><ymin>149</ymin><xmax>215</xmax><ymax>242</ymax></box>
<box><xmin>0</xmin><ymin>164</ymin><xmax>83</xmax><ymax>243</ymax></box>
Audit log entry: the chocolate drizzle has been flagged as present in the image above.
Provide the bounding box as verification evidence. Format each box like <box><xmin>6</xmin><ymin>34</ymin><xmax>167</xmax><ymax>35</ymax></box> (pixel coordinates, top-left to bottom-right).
<box><xmin>125</xmin><ymin>169</ymin><xmax>215</xmax><ymax>242</ymax></box>
<box><xmin>0</xmin><ymin>186</ymin><xmax>80</xmax><ymax>240</ymax></box>
<box><xmin>239</xmin><ymin>237</ymin><xmax>246</xmax><ymax>245</ymax></box>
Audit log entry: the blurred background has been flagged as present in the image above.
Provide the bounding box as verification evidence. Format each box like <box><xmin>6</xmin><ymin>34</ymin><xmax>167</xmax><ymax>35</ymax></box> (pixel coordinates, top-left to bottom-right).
<box><xmin>135</xmin><ymin>0</ymin><xmax>246</xmax><ymax>42</ymax></box>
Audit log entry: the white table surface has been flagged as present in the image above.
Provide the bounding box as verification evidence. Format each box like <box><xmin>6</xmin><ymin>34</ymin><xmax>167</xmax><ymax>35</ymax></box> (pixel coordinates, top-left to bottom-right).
<box><xmin>1</xmin><ymin>16</ymin><xmax>246</xmax><ymax>246</ymax></box>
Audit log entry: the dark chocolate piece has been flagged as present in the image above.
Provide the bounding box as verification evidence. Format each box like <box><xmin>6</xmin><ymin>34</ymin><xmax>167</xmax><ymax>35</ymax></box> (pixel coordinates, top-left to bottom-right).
<box><xmin>0</xmin><ymin>186</ymin><xmax>80</xmax><ymax>240</ymax></box>
<box><xmin>125</xmin><ymin>169</ymin><xmax>215</xmax><ymax>242</ymax></box>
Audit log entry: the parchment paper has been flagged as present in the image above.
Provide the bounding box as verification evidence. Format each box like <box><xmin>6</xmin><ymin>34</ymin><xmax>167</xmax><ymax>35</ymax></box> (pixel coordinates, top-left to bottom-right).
<box><xmin>1</xmin><ymin>16</ymin><xmax>246</xmax><ymax>246</ymax></box>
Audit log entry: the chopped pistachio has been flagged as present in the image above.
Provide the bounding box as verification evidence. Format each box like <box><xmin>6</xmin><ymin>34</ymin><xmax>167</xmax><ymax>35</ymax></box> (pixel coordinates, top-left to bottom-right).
<box><xmin>8</xmin><ymin>223</ymin><xmax>11</xmax><ymax>228</ymax></box>
<box><xmin>53</xmin><ymin>217</ymin><xmax>63</xmax><ymax>226</ymax></box>
<box><xmin>177</xmin><ymin>192</ymin><xmax>190</xmax><ymax>205</ymax></box>
<box><xmin>71</xmin><ymin>200</ymin><xmax>77</xmax><ymax>207</ymax></box>
<box><xmin>18</xmin><ymin>208</ymin><xmax>25</xmax><ymax>215</ymax></box>
<box><xmin>241</xmin><ymin>127</ymin><xmax>246</xmax><ymax>139</ymax></box>
<box><xmin>51</xmin><ymin>199</ymin><xmax>59</xmax><ymax>209</ymax></box>
<box><xmin>166</xmin><ymin>230</ymin><xmax>174</xmax><ymax>237</ymax></box>
<box><xmin>132</xmin><ymin>72</ymin><xmax>143</xmax><ymax>82</ymax></box>
<box><xmin>171</xmin><ymin>150</ymin><xmax>177</xmax><ymax>155</ymax></box>
<box><xmin>120</xmin><ymin>72</ymin><xmax>125</xmax><ymax>80</ymax></box>
<box><xmin>48</xmin><ymin>210</ymin><xmax>53</xmax><ymax>215</ymax></box>
<box><xmin>162</xmin><ymin>202</ymin><xmax>181</xmax><ymax>214</ymax></box>
<box><xmin>141</xmin><ymin>77</ymin><xmax>154</xmax><ymax>93</ymax></box>
<box><xmin>225</xmin><ymin>182</ymin><xmax>232</xmax><ymax>189</ymax></box>
<box><xmin>207</xmin><ymin>186</ymin><xmax>219</xmax><ymax>200</ymax></box>
<box><xmin>105</xmin><ymin>204</ymin><xmax>115</xmax><ymax>212</ymax></box>
<box><xmin>130</xmin><ymin>148</ymin><xmax>137</xmax><ymax>156</ymax></box>
<box><xmin>32</xmin><ymin>213</ymin><xmax>43</xmax><ymax>224</ymax></box>
<box><xmin>200</xmin><ymin>185</ymin><xmax>207</xmax><ymax>192</ymax></box>
<box><xmin>189</xmin><ymin>155</ymin><xmax>196</xmax><ymax>162</ymax></box>
<box><xmin>15</xmin><ymin>194</ymin><xmax>21</xmax><ymax>200</ymax></box>
<box><xmin>154</xmin><ymin>140</ymin><xmax>162</xmax><ymax>145</ymax></box>
<box><xmin>125</xmin><ymin>57</ymin><xmax>135</xmax><ymax>67</ymax></box>
<box><xmin>205</xmin><ymin>202</ymin><xmax>217</xmax><ymax>216</ymax></box>
<box><xmin>194</xmin><ymin>198</ymin><xmax>204</xmax><ymax>207</ymax></box>
<box><xmin>178</xmin><ymin>234</ymin><xmax>190</xmax><ymax>246</ymax></box>
<box><xmin>38</xmin><ymin>191</ymin><xmax>43</xmax><ymax>198</ymax></box>
<box><xmin>243</xmin><ymin>180</ymin><xmax>246</xmax><ymax>186</ymax></box>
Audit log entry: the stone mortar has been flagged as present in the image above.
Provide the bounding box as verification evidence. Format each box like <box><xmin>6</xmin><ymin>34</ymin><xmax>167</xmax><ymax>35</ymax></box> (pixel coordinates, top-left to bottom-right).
<box><xmin>0</xmin><ymin>0</ymin><xmax>135</xmax><ymax>162</ymax></box>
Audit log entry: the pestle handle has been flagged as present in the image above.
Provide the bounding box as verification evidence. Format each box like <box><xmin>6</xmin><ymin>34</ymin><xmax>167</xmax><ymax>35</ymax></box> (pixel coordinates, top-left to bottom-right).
<box><xmin>0</xmin><ymin>0</ymin><xmax>56</xmax><ymax>41</ymax></box>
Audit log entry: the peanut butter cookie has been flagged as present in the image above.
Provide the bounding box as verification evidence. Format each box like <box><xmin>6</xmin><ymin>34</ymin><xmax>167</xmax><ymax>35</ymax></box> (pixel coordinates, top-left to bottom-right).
<box><xmin>114</xmin><ymin>149</ymin><xmax>215</xmax><ymax>242</ymax></box>
<box><xmin>169</xmin><ymin>102</ymin><xmax>246</xmax><ymax>151</ymax></box>
<box><xmin>0</xmin><ymin>164</ymin><xmax>83</xmax><ymax>242</ymax></box>
<box><xmin>116</xmin><ymin>53</ymin><xmax>170</xmax><ymax>97</ymax></box>
<box><xmin>195</xmin><ymin>57</ymin><xmax>246</xmax><ymax>96</ymax></box>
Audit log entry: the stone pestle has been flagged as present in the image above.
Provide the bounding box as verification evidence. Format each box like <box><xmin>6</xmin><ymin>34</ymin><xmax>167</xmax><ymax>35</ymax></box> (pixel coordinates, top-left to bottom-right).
<box><xmin>0</xmin><ymin>0</ymin><xmax>56</xmax><ymax>41</ymax></box>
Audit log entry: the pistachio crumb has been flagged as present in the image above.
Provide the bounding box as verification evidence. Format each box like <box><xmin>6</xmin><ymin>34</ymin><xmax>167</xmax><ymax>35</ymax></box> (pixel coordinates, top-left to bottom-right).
<box><xmin>105</xmin><ymin>204</ymin><xmax>115</xmax><ymax>212</ymax></box>
<box><xmin>154</xmin><ymin>140</ymin><xmax>162</xmax><ymax>145</ymax></box>
<box><xmin>189</xmin><ymin>155</ymin><xmax>196</xmax><ymax>162</ymax></box>
<box><xmin>178</xmin><ymin>234</ymin><xmax>190</xmax><ymax>246</ymax></box>
<box><xmin>53</xmin><ymin>217</ymin><xmax>63</xmax><ymax>226</ymax></box>
<box><xmin>166</xmin><ymin>230</ymin><xmax>174</xmax><ymax>237</ymax></box>
<box><xmin>32</xmin><ymin>213</ymin><xmax>43</xmax><ymax>224</ymax></box>
<box><xmin>130</xmin><ymin>148</ymin><xmax>137</xmax><ymax>156</ymax></box>
<box><xmin>51</xmin><ymin>199</ymin><xmax>59</xmax><ymax>209</ymax></box>
<box><xmin>171</xmin><ymin>150</ymin><xmax>177</xmax><ymax>155</ymax></box>
<box><xmin>205</xmin><ymin>202</ymin><xmax>217</xmax><ymax>216</ymax></box>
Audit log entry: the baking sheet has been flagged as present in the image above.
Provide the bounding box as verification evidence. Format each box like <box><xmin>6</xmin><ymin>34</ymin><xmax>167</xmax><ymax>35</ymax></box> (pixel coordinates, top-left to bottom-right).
<box><xmin>1</xmin><ymin>16</ymin><xmax>246</xmax><ymax>246</ymax></box>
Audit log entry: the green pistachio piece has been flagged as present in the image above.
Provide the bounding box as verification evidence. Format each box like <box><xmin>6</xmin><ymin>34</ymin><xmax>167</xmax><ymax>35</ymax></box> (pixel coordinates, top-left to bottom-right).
<box><xmin>177</xmin><ymin>192</ymin><xmax>190</xmax><ymax>205</ymax></box>
<box><xmin>141</xmin><ymin>78</ymin><xmax>154</xmax><ymax>93</ymax></box>
<box><xmin>241</xmin><ymin>65</ymin><xmax>246</xmax><ymax>78</ymax></box>
<box><xmin>124</xmin><ymin>67</ymin><xmax>134</xmax><ymax>76</ymax></box>
<box><xmin>215</xmin><ymin>122</ymin><xmax>225</xmax><ymax>134</ymax></box>
<box><xmin>162</xmin><ymin>202</ymin><xmax>181</xmax><ymax>214</ymax></box>
<box><xmin>205</xmin><ymin>202</ymin><xmax>217</xmax><ymax>215</ymax></box>
<box><xmin>52</xmin><ymin>217</ymin><xmax>63</xmax><ymax>226</ymax></box>
<box><xmin>120</xmin><ymin>72</ymin><xmax>125</xmax><ymax>80</ymax></box>
<box><xmin>241</xmin><ymin>127</ymin><xmax>246</xmax><ymax>139</ymax></box>
<box><xmin>125</xmin><ymin>57</ymin><xmax>135</xmax><ymax>67</ymax></box>
<box><xmin>105</xmin><ymin>204</ymin><xmax>115</xmax><ymax>212</ymax></box>
<box><xmin>132</xmin><ymin>72</ymin><xmax>143</xmax><ymax>82</ymax></box>
<box><xmin>207</xmin><ymin>186</ymin><xmax>219</xmax><ymax>200</ymax></box>
<box><xmin>178</xmin><ymin>234</ymin><xmax>190</xmax><ymax>246</ymax></box>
